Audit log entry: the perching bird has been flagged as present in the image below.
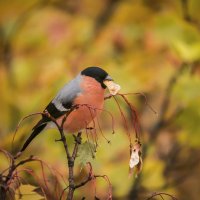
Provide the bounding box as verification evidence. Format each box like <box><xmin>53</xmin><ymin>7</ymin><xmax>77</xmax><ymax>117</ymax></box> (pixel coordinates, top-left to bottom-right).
<box><xmin>19</xmin><ymin>66</ymin><xmax>120</xmax><ymax>153</ymax></box>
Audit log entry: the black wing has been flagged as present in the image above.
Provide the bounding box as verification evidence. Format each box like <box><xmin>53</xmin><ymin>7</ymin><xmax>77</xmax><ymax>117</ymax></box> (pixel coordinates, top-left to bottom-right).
<box><xmin>19</xmin><ymin>74</ymin><xmax>81</xmax><ymax>153</ymax></box>
<box><xmin>19</xmin><ymin>102</ymin><xmax>71</xmax><ymax>153</ymax></box>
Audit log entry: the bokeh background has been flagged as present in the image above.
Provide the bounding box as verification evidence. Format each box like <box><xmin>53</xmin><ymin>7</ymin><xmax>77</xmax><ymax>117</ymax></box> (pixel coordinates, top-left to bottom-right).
<box><xmin>0</xmin><ymin>0</ymin><xmax>200</xmax><ymax>199</ymax></box>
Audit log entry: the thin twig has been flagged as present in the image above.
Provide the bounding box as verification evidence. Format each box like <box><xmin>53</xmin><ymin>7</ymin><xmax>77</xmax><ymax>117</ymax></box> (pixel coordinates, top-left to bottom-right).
<box><xmin>74</xmin><ymin>163</ymin><xmax>112</xmax><ymax>199</ymax></box>
<box><xmin>146</xmin><ymin>192</ymin><xmax>178</xmax><ymax>200</ymax></box>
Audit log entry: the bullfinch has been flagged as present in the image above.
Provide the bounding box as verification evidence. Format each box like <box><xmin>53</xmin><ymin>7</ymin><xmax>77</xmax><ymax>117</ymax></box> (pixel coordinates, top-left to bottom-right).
<box><xmin>19</xmin><ymin>66</ymin><xmax>120</xmax><ymax>153</ymax></box>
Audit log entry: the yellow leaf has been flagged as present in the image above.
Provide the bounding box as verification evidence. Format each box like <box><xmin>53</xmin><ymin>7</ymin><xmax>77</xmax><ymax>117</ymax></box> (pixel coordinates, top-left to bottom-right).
<box><xmin>15</xmin><ymin>184</ymin><xmax>44</xmax><ymax>200</ymax></box>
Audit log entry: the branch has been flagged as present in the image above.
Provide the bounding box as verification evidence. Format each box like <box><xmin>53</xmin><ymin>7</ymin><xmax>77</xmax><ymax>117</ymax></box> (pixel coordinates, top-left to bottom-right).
<box><xmin>74</xmin><ymin>163</ymin><xmax>112</xmax><ymax>199</ymax></box>
<box><xmin>0</xmin><ymin>153</ymin><xmax>36</xmax><ymax>200</ymax></box>
<box><xmin>74</xmin><ymin>162</ymin><xmax>93</xmax><ymax>189</ymax></box>
<box><xmin>43</xmin><ymin>107</ymin><xmax>80</xmax><ymax>200</ymax></box>
<box><xmin>146</xmin><ymin>192</ymin><xmax>178</xmax><ymax>200</ymax></box>
<box><xmin>149</xmin><ymin>62</ymin><xmax>187</xmax><ymax>139</ymax></box>
<box><xmin>94</xmin><ymin>0</ymin><xmax>121</xmax><ymax>34</ymax></box>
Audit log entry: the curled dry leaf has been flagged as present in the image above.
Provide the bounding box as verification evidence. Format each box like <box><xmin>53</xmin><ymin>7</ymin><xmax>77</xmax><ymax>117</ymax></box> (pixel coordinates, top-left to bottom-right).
<box><xmin>129</xmin><ymin>141</ymin><xmax>143</xmax><ymax>177</ymax></box>
<box><xmin>104</xmin><ymin>80</ymin><xmax>121</xmax><ymax>95</ymax></box>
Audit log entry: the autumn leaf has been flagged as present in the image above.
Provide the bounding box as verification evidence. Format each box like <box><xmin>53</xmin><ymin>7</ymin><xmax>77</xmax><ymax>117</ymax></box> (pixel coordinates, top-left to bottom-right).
<box><xmin>129</xmin><ymin>141</ymin><xmax>142</xmax><ymax>177</ymax></box>
<box><xmin>15</xmin><ymin>184</ymin><xmax>44</xmax><ymax>200</ymax></box>
<box><xmin>77</xmin><ymin>141</ymin><xmax>96</xmax><ymax>167</ymax></box>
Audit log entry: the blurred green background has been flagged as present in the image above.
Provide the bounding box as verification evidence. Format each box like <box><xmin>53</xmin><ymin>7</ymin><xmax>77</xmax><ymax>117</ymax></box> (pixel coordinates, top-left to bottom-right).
<box><xmin>0</xmin><ymin>0</ymin><xmax>200</xmax><ymax>199</ymax></box>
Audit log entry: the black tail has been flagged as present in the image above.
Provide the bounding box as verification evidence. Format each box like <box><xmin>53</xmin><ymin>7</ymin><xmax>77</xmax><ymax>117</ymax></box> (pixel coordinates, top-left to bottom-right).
<box><xmin>20</xmin><ymin>123</ymin><xmax>47</xmax><ymax>152</ymax></box>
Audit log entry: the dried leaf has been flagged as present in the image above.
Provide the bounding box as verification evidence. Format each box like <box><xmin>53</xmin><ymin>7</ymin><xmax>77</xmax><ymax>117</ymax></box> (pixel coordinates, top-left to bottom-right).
<box><xmin>15</xmin><ymin>184</ymin><xmax>44</xmax><ymax>200</ymax></box>
<box><xmin>136</xmin><ymin>156</ymin><xmax>143</xmax><ymax>174</ymax></box>
<box><xmin>129</xmin><ymin>142</ymin><xmax>142</xmax><ymax>177</ymax></box>
<box><xmin>129</xmin><ymin>149</ymin><xmax>140</xmax><ymax>168</ymax></box>
<box><xmin>104</xmin><ymin>80</ymin><xmax>121</xmax><ymax>95</ymax></box>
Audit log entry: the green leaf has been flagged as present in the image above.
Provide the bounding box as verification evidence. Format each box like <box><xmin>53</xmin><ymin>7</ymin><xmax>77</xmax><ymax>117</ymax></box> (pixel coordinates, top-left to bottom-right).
<box><xmin>172</xmin><ymin>39</ymin><xmax>200</xmax><ymax>62</ymax></box>
<box><xmin>155</xmin><ymin>14</ymin><xmax>200</xmax><ymax>62</ymax></box>
<box><xmin>173</xmin><ymin>72</ymin><xmax>200</xmax><ymax>105</ymax></box>
<box><xmin>77</xmin><ymin>141</ymin><xmax>96</xmax><ymax>167</ymax></box>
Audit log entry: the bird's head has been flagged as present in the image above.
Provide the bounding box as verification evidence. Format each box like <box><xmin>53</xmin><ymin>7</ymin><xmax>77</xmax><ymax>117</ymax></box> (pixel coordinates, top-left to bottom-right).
<box><xmin>81</xmin><ymin>66</ymin><xmax>121</xmax><ymax>95</ymax></box>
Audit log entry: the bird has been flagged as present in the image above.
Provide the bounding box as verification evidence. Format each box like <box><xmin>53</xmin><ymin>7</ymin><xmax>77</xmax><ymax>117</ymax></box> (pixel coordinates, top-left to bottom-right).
<box><xmin>19</xmin><ymin>66</ymin><xmax>120</xmax><ymax>153</ymax></box>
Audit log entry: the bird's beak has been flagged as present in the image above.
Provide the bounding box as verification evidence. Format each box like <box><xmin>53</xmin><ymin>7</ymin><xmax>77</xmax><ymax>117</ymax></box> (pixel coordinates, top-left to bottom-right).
<box><xmin>103</xmin><ymin>75</ymin><xmax>121</xmax><ymax>95</ymax></box>
<box><xmin>104</xmin><ymin>75</ymin><xmax>113</xmax><ymax>81</ymax></box>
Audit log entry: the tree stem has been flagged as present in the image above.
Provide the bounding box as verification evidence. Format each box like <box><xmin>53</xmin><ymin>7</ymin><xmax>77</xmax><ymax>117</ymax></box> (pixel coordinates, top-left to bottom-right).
<box><xmin>65</xmin><ymin>132</ymin><xmax>82</xmax><ymax>200</ymax></box>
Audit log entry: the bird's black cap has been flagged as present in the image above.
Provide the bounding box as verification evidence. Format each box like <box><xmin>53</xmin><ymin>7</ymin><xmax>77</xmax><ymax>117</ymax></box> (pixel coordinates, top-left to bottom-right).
<box><xmin>81</xmin><ymin>66</ymin><xmax>112</xmax><ymax>88</ymax></box>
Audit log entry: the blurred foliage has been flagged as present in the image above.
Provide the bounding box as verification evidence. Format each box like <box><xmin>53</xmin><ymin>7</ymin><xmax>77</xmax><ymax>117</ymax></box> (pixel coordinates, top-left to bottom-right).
<box><xmin>0</xmin><ymin>0</ymin><xmax>200</xmax><ymax>199</ymax></box>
